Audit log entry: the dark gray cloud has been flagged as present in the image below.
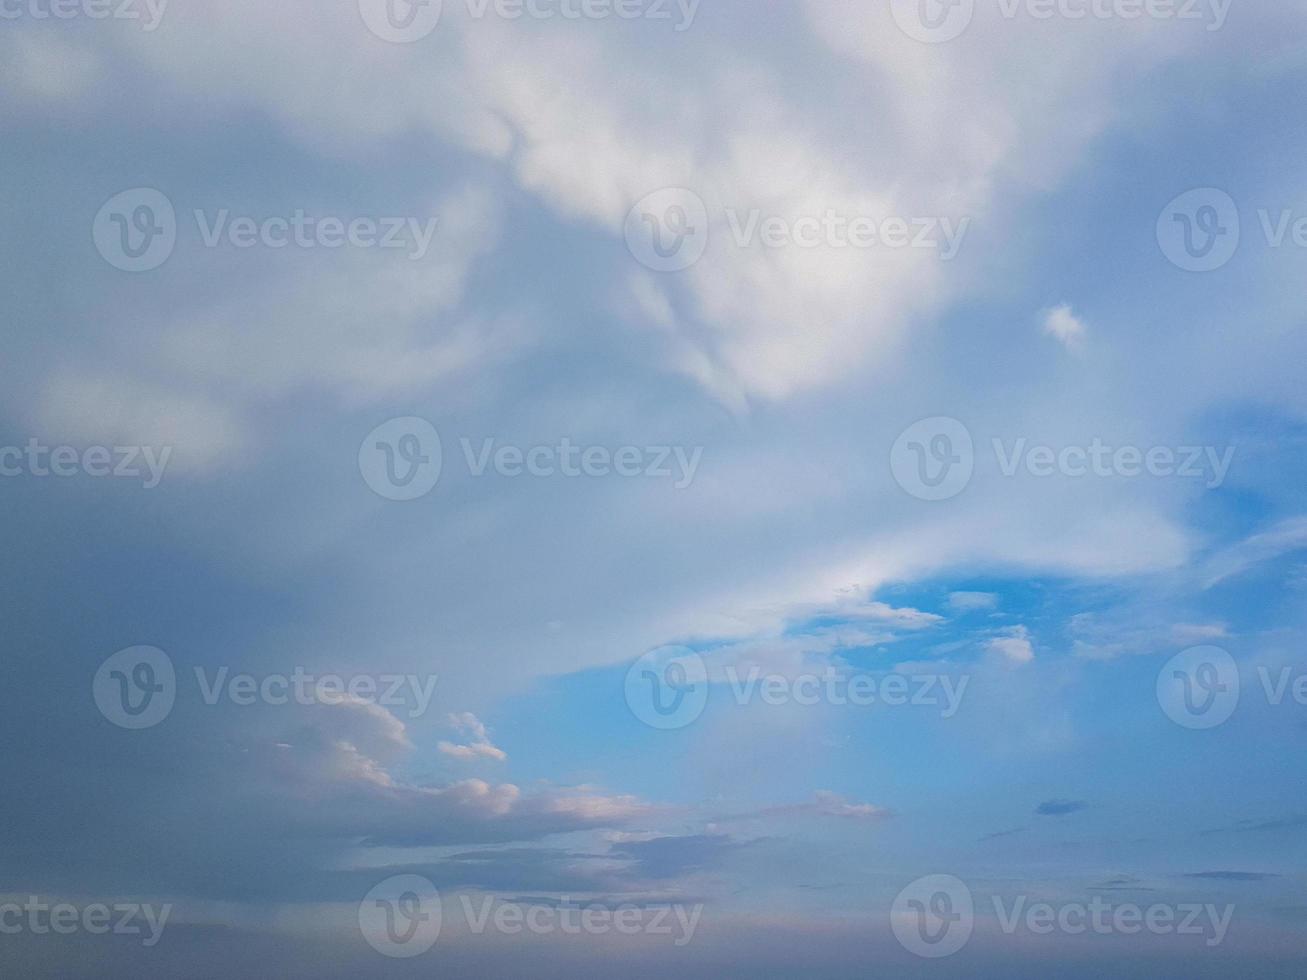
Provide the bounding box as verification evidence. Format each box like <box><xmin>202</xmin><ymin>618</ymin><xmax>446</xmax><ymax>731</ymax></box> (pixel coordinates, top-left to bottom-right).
<box><xmin>1184</xmin><ymin>872</ymin><xmax>1282</xmax><ymax>882</ymax></box>
<box><xmin>1036</xmin><ymin>800</ymin><xmax>1091</xmax><ymax>817</ymax></box>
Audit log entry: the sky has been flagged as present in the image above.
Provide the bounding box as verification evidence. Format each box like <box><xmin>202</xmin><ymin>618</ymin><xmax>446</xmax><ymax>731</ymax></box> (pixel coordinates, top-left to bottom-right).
<box><xmin>2</xmin><ymin>0</ymin><xmax>1307</xmax><ymax>976</ymax></box>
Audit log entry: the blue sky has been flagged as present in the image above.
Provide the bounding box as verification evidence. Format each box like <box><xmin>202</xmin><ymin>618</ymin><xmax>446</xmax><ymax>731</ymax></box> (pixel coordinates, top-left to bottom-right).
<box><xmin>3</xmin><ymin>0</ymin><xmax>1307</xmax><ymax>976</ymax></box>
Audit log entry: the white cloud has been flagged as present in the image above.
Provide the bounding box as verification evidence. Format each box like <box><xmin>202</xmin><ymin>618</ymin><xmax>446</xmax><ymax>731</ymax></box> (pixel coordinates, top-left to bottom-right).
<box><xmin>948</xmin><ymin>591</ymin><xmax>1000</xmax><ymax>612</ymax></box>
<box><xmin>987</xmin><ymin>625</ymin><xmax>1035</xmax><ymax>665</ymax></box>
<box><xmin>1042</xmin><ymin>304</ymin><xmax>1087</xmax><ymax>352</ymax></box>
<box><xmin>32</xmin><ymin>368</ymin><xmax>244</xmax><ymax>472</ymax></box>
<box><xmin>439</xmin><ymin>711</ymin><xmax>508</xmax><ymax>762</ymax></box>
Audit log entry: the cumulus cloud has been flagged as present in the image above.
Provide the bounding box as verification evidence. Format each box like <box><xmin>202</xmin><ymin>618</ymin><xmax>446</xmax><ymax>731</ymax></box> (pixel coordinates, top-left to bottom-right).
<box><xmin>258</xmin><ymin>701</ymin><xmax>647</xmax><ymax>846</ymax></box>
<box><xmin>987</xmin><ymin>625</ymin><xmax>1035</xmax><ymax>665</ymax></box>
<box><xmin>439</xmin><ymin>712</ymin><xmax>508</xmax><ymax>762</ymax></box>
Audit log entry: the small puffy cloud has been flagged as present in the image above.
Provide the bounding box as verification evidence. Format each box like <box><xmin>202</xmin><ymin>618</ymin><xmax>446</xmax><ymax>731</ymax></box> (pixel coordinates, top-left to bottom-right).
<box><xmin>439</xmin><ymin>712</ymin><xmax>508</xmax><ymax>762</ymax></box>
<box><xmin>1041</xmin><ymin>303</ymin><xmax>1087</xmax><ymax>352</ymax></box>
<box><xmin>987</xmin><ymin>625</ymin><xmax>1035</xmax><ymax>665</ymax></box>
<box><xmin>948</xmin><ymin>591</ymin><xmax>999</xmax><ymax>613</ymax></box>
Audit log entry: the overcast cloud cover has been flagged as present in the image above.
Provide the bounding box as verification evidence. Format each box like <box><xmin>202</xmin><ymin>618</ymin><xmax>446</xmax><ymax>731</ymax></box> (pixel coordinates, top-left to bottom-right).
<box><xmin>3</xmin><ymin>0</ymin><xmax>1307</xmax><ymax>976</ymax></box>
